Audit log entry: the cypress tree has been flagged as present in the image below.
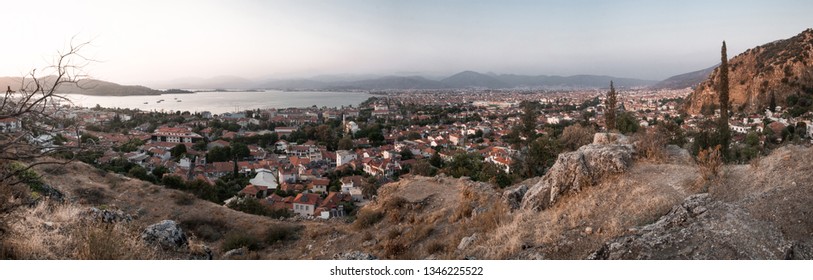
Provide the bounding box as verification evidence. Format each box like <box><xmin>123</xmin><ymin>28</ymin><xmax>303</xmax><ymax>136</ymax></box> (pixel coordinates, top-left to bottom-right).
<box><xmin>605</xmin><ymin>81</ymin><xmax>617</xmax><ymax>131</ymax></box>
<box><xmin>718</xmin><ymin>41</ymin><xmax>731</xmax><ymax>158</ymax></box>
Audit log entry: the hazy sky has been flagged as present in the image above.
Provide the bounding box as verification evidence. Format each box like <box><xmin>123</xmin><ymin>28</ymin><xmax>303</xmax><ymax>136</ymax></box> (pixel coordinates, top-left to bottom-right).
<box><xmin>1</xmin><ymin>0</ymin><xmax>811</xmax><ymax>85</ymax></box>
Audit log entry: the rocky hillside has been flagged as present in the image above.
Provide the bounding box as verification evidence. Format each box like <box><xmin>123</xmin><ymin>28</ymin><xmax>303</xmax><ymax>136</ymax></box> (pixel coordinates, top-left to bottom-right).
<box><xmin>685</xmin><ymin>28</ymin><xmax>813</xmax><ymax>115</ymax></box>
<box><xmin>652</xmin><ymin>65</ymin><xmax>716</xmax><ymax>90</ymax></box>
<box><xmin>4</xmin><ymin>136</ymin><xmax>812</xmax><ymax>259</ymax></box>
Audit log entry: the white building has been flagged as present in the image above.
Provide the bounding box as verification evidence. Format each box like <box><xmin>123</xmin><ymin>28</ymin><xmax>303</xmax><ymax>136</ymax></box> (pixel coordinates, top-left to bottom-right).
<box><xmin>0</xmin><ymin>118</ymin><xmax>21</xmax><ymax>133</ymax></box>
<box><xmin>336</xmin><ymin>150</ymin><xmax>357</xmax><ymax>167</ymax></box>
<box><xmin>249</xmin><ymin>169</ymin><xmax>278</xmax><ymax>191</ymax></box>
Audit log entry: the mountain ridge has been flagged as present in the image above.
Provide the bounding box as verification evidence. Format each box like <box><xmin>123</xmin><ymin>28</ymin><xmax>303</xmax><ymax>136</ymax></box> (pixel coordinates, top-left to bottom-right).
<box><xmin>686</xmin><ymin>28</ymin><xmax>813</xmax><ymax>115</ymax></box>
<box><xmin>157</xmin><ymin>71</ymin><xmax>658</xmax><ymax>91</ymax></box>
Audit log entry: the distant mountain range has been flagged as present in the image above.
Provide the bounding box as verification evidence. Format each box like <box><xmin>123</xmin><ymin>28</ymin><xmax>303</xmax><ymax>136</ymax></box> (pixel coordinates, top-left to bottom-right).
<box><xmin>651</xmin><ymin>65</ymin><xmax>717</xmax><ymax>90</ymax></box>
<box><xmin>153</xmin><ymin>71</ymin><xmax>659</xmax><ymax>91</ymax></box>
<box><xmin>0</xmin><ymin>68</ymin><xmax>721</xmax><ymax>96</ymax></box>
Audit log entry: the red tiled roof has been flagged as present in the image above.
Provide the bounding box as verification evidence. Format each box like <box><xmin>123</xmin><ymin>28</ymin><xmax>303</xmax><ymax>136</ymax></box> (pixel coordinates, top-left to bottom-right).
<box><xmin>292</xmin><ymin>193</ymin><xmax>321</xmax><ymax>206</ymax></box>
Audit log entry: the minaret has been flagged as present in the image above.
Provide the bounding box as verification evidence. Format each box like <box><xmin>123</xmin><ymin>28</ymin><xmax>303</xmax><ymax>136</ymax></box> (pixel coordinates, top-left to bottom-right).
<box><xmin>342</xmin><ymin>114</ymin><xmax>347</xmax><ymax>135</ymax></box>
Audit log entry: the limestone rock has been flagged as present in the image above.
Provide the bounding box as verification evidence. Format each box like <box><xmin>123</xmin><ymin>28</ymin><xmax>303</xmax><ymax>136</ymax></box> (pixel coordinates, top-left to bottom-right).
<box><xmin>332</xmin><ymin>251</ymin><xmax>377</xmax><ymax>260</ymax></box>
<box><xmin>502</xmin><ymin>185</ymin><xmax>528</xmax><ymax>210</ymax></box>
<box><xmin>222</xmin><ymin>247</ymin><xmax>246</xmax><ymax>259</ymax></box>
<box><xmin>141</xmin><ymin>220</ymin><xmax>188</xmax><ymax>250</ymax></box>
<box><xmin>588</xmin><ymin>194</ymin><xmax>792</xmax><ymax>260</ymax></box>
<box><xmin>592</xmin><ymin>132</ymin><xmax>630</xmax><ymax>145</ymax></box>
<box><xmin>520</xmin><ymin>142</ymin><xmax>634</xmax><ymax>210</ymax></box>
<box><xmin>457</xmin><ymin>233</ymin><xmax>479</xmax><ymax>251</ymax></box>
<box><xmin>87</xmin><ymin>207</ymin><xmax>132</xmax><ymax>223</ymax></box>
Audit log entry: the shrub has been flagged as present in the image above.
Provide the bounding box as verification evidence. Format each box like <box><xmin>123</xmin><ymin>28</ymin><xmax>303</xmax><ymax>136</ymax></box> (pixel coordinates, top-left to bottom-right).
<box><xmin>180</xmin><ymin>217</ymin><xmax>230</xmax><ymax>242</ymax></box>
<box><xmin>227</xmin><ymin>197</ymin><xmax>269</xmax><ymax>216</ymax></box>
<box><xmin>221</xmin><ymin>231</ymin><xmax>262</xmax><ymax>252</ymax></box>
<box><xmin>265</xmin><ymin>225</ymin><xmax>301</xmax><ymax>244</ymax></box>
<box><xmin>635</xmin><ymin>126</ymin><xmax>667</xmax><ymax>162</ymax></box>
<box><xmin>353</xmin><ymin>209</ymin><xmax>384</xmax><ymax>229</ymax></box>
<box><xmin>75</xmin><ymin>187</ymin><xmax>108</xmax><ymax>205</ymax></box>
<box><xmin>383</xmin><ymin>241</ymin><xmax>407</xmax><ymax>259</ymax></box>
<box><xmin>559</xmin><ymin>123</ymin><xmax>595</xmax><ymax>151</ymax></box>
<box><xmin>387</xmin><ymin>228</ymin><xmax>401</xmax><ymax>240</ymax></box>
<box><xmin>696</xmin><ymin>145</ymin><xmax>723</xmax><ymax>192</ymax></box>
<box><xmin>171</xmin><ymin>192</ymin><xmax>195</xmax><ymax>206</ymax></box>
<box><xmin>426</xmin><ymin>241</ymin><xmax>447</xmax><ymax>255</ymax></box>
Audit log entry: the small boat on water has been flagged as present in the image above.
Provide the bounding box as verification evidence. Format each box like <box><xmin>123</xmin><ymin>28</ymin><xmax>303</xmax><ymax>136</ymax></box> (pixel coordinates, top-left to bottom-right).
<box><xmin>143</xmin><ymin>102</ymin><xmax>148</xmax><ymax>104</ymax></box>
<box><xmin>177</xmin><ymin>100</ymin><xmax>182</xmax><ymax>102</ymax></box>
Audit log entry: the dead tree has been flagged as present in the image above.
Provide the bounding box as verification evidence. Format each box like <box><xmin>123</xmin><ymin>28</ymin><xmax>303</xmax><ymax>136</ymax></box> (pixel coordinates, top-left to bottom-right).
<box><xmin>0</xmin><ymin>38</ymin><xmax>96</xmax><ymax>186</ymax></box>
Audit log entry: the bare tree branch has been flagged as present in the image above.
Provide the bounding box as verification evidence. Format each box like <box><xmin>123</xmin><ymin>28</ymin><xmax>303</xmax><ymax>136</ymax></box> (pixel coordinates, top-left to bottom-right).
<box><xmin>1</xmin><ymin>37</ymin><xmax>97</xmax><ymax>187</ymax></box>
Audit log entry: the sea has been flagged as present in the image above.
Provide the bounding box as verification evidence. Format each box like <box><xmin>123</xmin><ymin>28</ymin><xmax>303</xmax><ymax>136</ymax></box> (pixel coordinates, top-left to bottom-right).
<box><xmin>65</xmin><ymin>90</ymin><xmax>372</xmax><ymax>115</ymax></box>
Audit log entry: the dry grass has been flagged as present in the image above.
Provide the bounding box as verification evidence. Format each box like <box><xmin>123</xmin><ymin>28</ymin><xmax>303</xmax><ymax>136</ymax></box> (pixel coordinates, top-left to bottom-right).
<box><xmin>179</xmin><ymin>216</ymin><xmax>231</xmax><ymax>242</ymax></box>
<box><xmin>425</xmin><ymin>241</ymin><xmax>447</xmax><ymax>255</ymax></box>
<box><xmin>221</xmin><ymin>231</ymin><xmax>263</xmax><ymax>252</ymax></box>
<box><xmin>3</xmin><ymin>202</ymin><xmax>164</xmax><ymax>259</ymax></box>
<box><xmin>480</xmin><ymin>162</ymin><xmax>697</xmax><ymax>259</ymax></box>
<box><xmin>353</xmin><ymin>209</ymin><xmax>384</xmax><ymax>230</ymax></box>
<box><xmin>634</xmin><ymin>126</ymin><xmax>668</xmax><ymax>162</ymax></box>
<box><xmin>696</xmin><ymin>145</ymin><xmax>723</xmax><ymax>192</ymax></box>
<box><xmin>171</xmin><ymin>192</ymin><xmax>195</xmax><ymax>206</ymax></box>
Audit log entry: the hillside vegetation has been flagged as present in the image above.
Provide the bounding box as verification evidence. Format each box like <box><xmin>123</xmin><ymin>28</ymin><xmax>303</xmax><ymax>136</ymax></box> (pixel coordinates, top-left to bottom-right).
<box><xmin>2</xmin><ymin>136</ymin><xmax>811</xmax><ymax>259</ymax></box>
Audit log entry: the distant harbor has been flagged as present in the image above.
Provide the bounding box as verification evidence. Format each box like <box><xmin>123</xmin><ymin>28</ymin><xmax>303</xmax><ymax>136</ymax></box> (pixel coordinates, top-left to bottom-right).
<box><xmin>67</xmin><ymin>90</ymin><xmax>371</xmax><ymax>114</ymax></box>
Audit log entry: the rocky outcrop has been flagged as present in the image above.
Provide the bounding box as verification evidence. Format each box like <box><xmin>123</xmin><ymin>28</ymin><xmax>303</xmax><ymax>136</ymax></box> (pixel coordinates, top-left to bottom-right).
<box><xmin>332</xmin><ymin>251</ymin><xmax>378</xmax><ymax>260</ymax></box>
<box><xmin>588</xmin><ymin>194</ymin><xmax>796</xmax><ymax>259</ymax></box>
<box><xmin>502</xmin><ymin>185</ymin><xmax>528</xmax><ymax>210</ymax></box>
<box><xmin>141</xmin><ymin>220</ymin><xmax>188</xmax><ymax>250</ymax></box>
<box><xmin>457</xmin><ymin>233</ymin><xmax>479</xmax><ymax>251</ymax></box>
<box><xmin>592</xmin><ymin>132</ymin><xmax>630</xmax><ymax>145</ymax></box>
<box><xmin>87</xmin><ymin>207</ymin><xmax>132</xmax><ymax>223</ymax></box>
<box><xmin>685</xmin><ymin>28</ymin><xmax>813</xmax><ymax>115</ymax></box>
<box><xmin>222</xmin><ymin>247</ymin><xmax>246</xmax><ymax>259</ymax></box>
<box><xmin>520</xmin><ymin>136</ymin><xmax>634</xmax><ymax>211</ymax></box>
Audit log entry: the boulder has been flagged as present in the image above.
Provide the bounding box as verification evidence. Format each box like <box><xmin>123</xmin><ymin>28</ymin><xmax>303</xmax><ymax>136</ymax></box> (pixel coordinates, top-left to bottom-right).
<box><xmin>520</xmin><ymin>143</ymin><xmax>634</xmax><ymax>210</ymax></box>
<box><xmin>188</xmin><ymin>244</ymin><xmax>213</xmax><ymax>260</ymax></box>
<box><xmin>592</xmin><ymin>132</ymin><xmax>630</xmax><ymax>145</ymax></box>
<box><xmin>588</xmin><ymin>194</ymin><xmax>792</xmax><ymax>259</ymax></box>
<box><xmin>457</xmin><ymin>233</ymin><xmax>479</xmax><ymax>251</ymax></box>
<box><xmin>222</xmin><ymin>247</ymin><xmax>246</xmax><ymax>259</ymax></box>
<box><xmin>332</xmin><ymin>251</ymin><xmax>377</xmax><ymax>260</ymax></box>
<box><xmin>142</xmin><ymin>220</ymin><xmax>188</xmax><ymax>250</ymax></box>
<box><xmin>502</xmin><ymin>185</ymin><xmax>529</xmax><ymax>210</ymax></box>
<box><xmin>87</xmin><ymin>207</ymin><xmax>132</xmax><ymax>223</ymax></box>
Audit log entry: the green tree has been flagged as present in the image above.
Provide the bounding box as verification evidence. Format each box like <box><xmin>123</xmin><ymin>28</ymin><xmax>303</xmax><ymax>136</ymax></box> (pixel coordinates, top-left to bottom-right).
<box><xmin>231</xmin><ymin>142</ymin><xmax>250</xmax><ymax>160</ymax></box>
<box><xmin>151</xmin><ymin>166</ymin><xmax>169</xmax><ymax>179</ymax></box>
<box><xmin>337</xmin><ymin>136</ymin><xmax>353</xmax><ymax>150</ymax></box>
<box><xmin>605</xmin><ymin>81</ymin><xmax>618</xmax><ymax>131</ymax></box>
<box><xmin>162</xmin><ymin>175</ymin><xmax>186</xmax><ymax>190</ymax></box>
<box><xmin>513</xmin><ymin>135</ymin><xmax>560</xmax><ymax>179</ymax></box>
<box><xmin>519</xmin><ymin>101</ymin><xmax>540</xmax><ymax>140</ymax></box>
<box><xmin>192</xmin><ymin>140</ymin><xmax>207</xmax><ymax>151</ymax></box>
<box><xmin>127</xmin><ymin>166</ymin><xmax>153</xmax><ymax>182</ymax></box>
<box><xmin>170</xmin><ymin>144</ymin><xmax>187</xmax><ymax>158</ymax></box>
<box><xmin>429</xmin><ymin>152</ymin><xmax>443</xmax><ymax>169</ymax></box>
<box><xmin>399</xmin><ymin>149</ymin><xmax>414</xmax><ymax>160</ymax></box>
<box><xmin>616</xmin><ymin>111</ymin><xmax>640</xmax><ymax>135</ymax></box>
<box><xmin>445</xmin><ymin>153</ymin><xmax>483</xmax><ymax>179</ymax></box>
<box><xmin>206</xmin><ymin>146</ymin><xmax>232</xmax><ymax>162</ymax></box>
<box><xmin>718</xmin><ymin>41</ymin><xmax>731</xmax><ymax>159</ymax></box>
